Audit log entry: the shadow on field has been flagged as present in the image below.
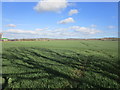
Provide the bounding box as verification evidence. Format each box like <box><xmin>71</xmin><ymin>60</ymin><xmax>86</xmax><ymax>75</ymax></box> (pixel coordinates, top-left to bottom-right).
<box><xmin>85</xmin><ymin>55</ymin><xmax>120</xmax><ymax>84</ymax></box>
<box><xmin>2</xmin><ymin>47</ymin><xmax>120</xmax><ymax>88</ymax></box>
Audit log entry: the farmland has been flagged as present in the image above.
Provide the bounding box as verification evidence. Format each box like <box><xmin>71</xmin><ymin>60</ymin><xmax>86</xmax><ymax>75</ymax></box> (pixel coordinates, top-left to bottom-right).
<box><xmin>2</xmin><ymin>40</ymin><xmax>120</xmax><ymax>89</ymax></box>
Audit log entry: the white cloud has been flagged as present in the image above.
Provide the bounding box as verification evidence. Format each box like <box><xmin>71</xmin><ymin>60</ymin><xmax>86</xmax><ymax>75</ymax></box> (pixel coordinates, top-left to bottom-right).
<box><xmin>34</xmin><ymin>0</ymin><xmax>68</xmax><ymax>13</ymax></box>
<box><xmin>68</xmin><ymin>9</ymin><xmax>78</xmax><ymax>16</ymax></box>
<box><xmin>70</xmin><ymin>26</ymin><xmax>101</xmax><ymax>34</ymax></box>
<box><xmin>58</xmin><ymin>17</ymin><xmax>75</xmax><ymax>24</ymax></box>
<box><xmin>108</xmin><ymin>25</ymin><xmax>116</xmax><ymax>29</ymax></box>
<box><xmin>5</xmin><ymin>24</ymin><xmax>16</xmax><ymax>27</ymax></box>
<box><xmin>90</xmin><ymin>24</ymin><xmax>97</xmax><ymax>28</ymax></box>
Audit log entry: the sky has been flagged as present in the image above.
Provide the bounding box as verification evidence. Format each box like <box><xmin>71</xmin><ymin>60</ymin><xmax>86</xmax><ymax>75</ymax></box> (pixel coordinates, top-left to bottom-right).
<box><xmin>2</xmin><ymin>0</ymin><xmax>118</xmax><ymax>39</ymax></box>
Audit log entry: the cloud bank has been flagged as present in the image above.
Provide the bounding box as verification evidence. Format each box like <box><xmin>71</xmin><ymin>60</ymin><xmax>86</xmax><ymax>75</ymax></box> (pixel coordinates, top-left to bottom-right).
<box><xmin>3</xmin><ymin>25</ymin><xmax>101</xmax><ymax>39</ymax></box>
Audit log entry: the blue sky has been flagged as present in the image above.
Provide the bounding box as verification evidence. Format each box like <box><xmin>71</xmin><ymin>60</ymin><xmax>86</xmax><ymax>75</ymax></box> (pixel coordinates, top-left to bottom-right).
<box><xmin>2</xmin><ymin>1</ymin><xmax>118</xmax><ymax>39</ymax></box>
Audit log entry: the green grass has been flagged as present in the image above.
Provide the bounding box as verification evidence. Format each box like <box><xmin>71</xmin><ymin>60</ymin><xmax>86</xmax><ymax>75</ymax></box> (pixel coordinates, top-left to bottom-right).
<box><xmin>2</xmin><ymin>40</ymin><xmax>120</xmax><ymax>89</ymax></box>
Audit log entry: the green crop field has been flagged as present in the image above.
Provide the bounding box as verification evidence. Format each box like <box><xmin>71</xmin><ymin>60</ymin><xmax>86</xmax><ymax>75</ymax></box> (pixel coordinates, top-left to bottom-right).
<box><xmin>1</xmin><ymin>40</ymin><xmax>120</xmax><ymax>89</ymax></box>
